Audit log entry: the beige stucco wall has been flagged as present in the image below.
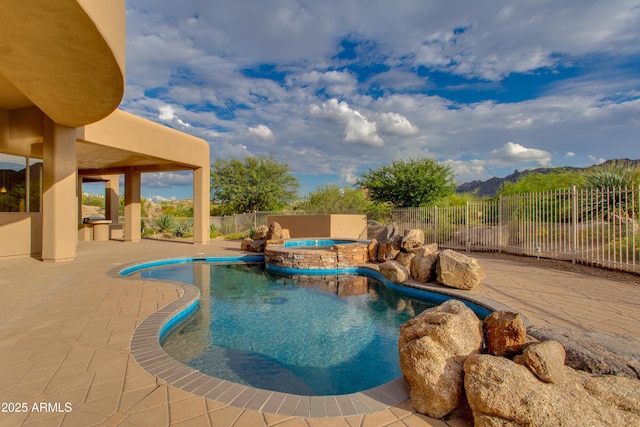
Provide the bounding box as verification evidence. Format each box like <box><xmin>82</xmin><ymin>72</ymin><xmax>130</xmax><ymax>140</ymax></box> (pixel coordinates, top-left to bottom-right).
<box><xmin>81</xmin><ymin>110</ymin><xmax>210</xmax><ymax>170</ymax></box>
<box><xmin>0</xmin><ymin>213</ymin><xmax>42</xmax><ymax>258</ymax></box>
<box><xmin>329</xmin><ymin>214</ymin><xmax>368</xmax><ymax>239</ymax></box>
<box><xmin>0</xmin><ymin>0</ymin><xmax>125</xmax><ymax>128</ymax></box>
<box><xmin>0</xmin><ymin>1</ymin><xmax>211</xmax><ymax>259</ymax></box>
<box><xmin>266</xmin><ymin>215</ymin><xmax>367</xmax><ymax>239</ymax></box>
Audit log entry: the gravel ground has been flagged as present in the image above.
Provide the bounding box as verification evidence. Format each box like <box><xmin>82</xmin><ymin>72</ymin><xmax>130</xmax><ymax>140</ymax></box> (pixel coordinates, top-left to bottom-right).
<box><xmin>474</xmin><ymin>252</ymin><xmax>640</xmax><ymax>286</ymax></box>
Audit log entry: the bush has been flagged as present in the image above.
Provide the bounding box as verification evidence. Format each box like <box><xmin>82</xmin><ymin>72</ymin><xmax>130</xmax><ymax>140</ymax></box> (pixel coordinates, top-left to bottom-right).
<box><xmin>154</xmin><ymin>213</ymin><xmax>176</xmax><ymax>234</ymax></box>
<box><xmin>174</xmin><ymin>218</ymin><xmax>194</xmax><ymax>238</ymax></box>
<box><xmin>210</xmin><ymin>224</ymin><xmax>224</xmax><ymax>238</ymax></box>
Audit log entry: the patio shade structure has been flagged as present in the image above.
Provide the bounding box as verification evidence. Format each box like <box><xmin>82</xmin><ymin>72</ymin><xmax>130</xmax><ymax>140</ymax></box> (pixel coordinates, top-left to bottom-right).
<box><xmin>0</xmin><ymin>0</ymin><xmax>210</xmax><ymax>261</ymax></box>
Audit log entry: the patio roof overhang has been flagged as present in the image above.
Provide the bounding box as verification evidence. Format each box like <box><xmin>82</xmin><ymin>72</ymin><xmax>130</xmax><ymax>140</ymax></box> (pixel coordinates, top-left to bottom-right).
<box><xmin>0</xmin><ymin>0</ymin><xmax>125</xmax><ymax>128</ymax></box>
<box><xmin>2</xmin><ymin>108</ymin><xmax>210</xmax><ymax>174</ymax></box>
<box><xmin>78</xmin><ymin>109</ymin><xmax>210</xmax><ymax>175</ymax></box>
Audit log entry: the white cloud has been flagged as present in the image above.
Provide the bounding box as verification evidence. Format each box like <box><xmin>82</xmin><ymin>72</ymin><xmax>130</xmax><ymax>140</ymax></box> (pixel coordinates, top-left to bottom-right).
<box><xmin>443</xmin><ymin>159</ymin><xmax>491</xmax><ymax>183</ymax></box>
<box><xmin>142</xmin><ymin>172</ymin><xmax>193</xmax><ymax>188</ymax></box>
<box><xmin>121</xmin><ymin>0</ymin><xmax>640</xmax><ymax>186</ymax></box>
<box><xmin>588</xmin><ymin>155</ymin><xmax>606</xmax><ymax>164</ymax></box>
<box><xmin>340</xmin><ymin>167</ymin><xmax>359</xmax><ymax>184</ymax></box>
<box><xmin>565</xmin><ymin>152</ymin><xmax>575</xmax><ymax>158</ymax></box>
<box><xmin>290</xmin><ymin>70</ymin><xmax>358</xmax><ymax>97</ymax></box>
<box><xmin>158</xmin><ymin>105</ymin><xmax>192</xmax><ymax>128</ymax></box>
<box><xmin>149</xmin><ymin>194</ymin><xmax>176</xmax><ymax>202</ymax></box>
<box><xmin>488</xmin><ymin>142</ymin><xmax>552</xmax><ymax>166</ymax></box>
<box><xmin>309</xmin><ymin>99</ymin><xmax>384</xmax><ymax>146</ymax></box>
<box><xmin>248</xmin><ymin>124</ymin><xmax>274</xmax><ymax>141</ymax></box>
<box><xmin>376</xmin><ymin>112</ymin><xmax>418</xmax><ymax>136</ymax></box>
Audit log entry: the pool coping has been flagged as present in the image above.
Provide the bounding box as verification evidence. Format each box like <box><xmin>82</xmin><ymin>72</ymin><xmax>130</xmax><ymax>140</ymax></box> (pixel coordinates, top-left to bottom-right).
<box><xmin>111</xmin><ymin>255</ymin><xmax>527</xmax><ymax>418</ymax></box>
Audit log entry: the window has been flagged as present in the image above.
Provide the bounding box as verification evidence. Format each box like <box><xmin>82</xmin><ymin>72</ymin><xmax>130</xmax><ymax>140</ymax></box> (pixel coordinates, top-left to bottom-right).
<box><xmin>0</xmin><ymin>153</ymin><xmax>42</xmax><ymax>213</ymax></box>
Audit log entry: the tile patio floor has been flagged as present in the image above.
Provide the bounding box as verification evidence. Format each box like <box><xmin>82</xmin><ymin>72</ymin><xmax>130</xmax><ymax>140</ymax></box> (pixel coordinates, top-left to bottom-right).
<box><xmin>0</xmin><ymin>239</ymin><xmax>638</xmax><ymax>426</ymax></box>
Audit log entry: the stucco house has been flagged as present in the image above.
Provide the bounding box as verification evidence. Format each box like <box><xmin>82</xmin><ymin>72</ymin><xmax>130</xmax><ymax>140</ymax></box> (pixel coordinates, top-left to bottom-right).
<box><xmin>0</xmin><ymin>0</ymin><xmax>210</xmax><ymax>261</ymax></box>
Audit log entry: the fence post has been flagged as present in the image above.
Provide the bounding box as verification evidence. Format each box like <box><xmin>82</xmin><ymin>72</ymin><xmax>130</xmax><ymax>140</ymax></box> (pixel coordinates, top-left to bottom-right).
<box><xmin>434</xmin><ymin>206</ymin><xmax>438</xmax><ymax>246</ymax></box>
<box><xmin>571</xmin><ymin>185</ymin><xmax>578</xmax><ymax>264</ymax></box>
<box><xmin>465</xmin><ymin>201</ymin><xmax>470</xmax><ymax>252</ymax></box>
<box><xmin>498</xmin><ymin>195</ymin><xmax>503</xmax><ymax>253</ymax></box>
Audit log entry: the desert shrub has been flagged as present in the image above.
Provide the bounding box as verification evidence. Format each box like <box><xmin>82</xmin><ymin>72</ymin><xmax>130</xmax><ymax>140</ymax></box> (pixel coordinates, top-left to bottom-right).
<box><xmin>210</xmin><ymin>224</ymin><xmax>224</xmax><ymax>238</ymax></box>
<box><xmin>154</xmin><ymin>213</ymin><xmax>176</xmax><ymax>234</ymax></box>
<box><xmin>174</xmin><ymin>218</ymin><xmax>193</xmax><ymax>237</ymax></box>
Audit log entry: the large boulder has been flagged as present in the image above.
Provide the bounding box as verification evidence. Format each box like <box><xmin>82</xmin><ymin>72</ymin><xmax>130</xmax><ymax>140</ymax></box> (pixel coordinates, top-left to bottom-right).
<box><xmin>245</xmin><ymin>239</ymin><xmax>266</xmax><ymax>252</ymax></box>
<box><xmin>378</xmin><ymin>232</ymin><xmax>402</xmax><ymax>262</ymax></box>
<box><xmin>367</xmin><ymin>239</ymin><xmax>379</xmax><ymax>262</ymax></box>
<box><xmin>409</xmin><ymin>250</ymin><xmax>438</xmax><ymax>283</ymax></box>
<box><xmin>527</xmin><ymin>325</ymin><xmax>640</xmax><ymax>380</ymax></box>
<box><xmin>379</xmin><ymin>260</ymin><xmax>410</xmax><ymax>284</ymax></box>
<box><xmin>399</xmin><ymin>300</ymin><xmax>483</xmax><ymax>418</ymax></box>
<box><xmin>523</xmin><ymin>340</ymin><xmax>566</xmax><ymax>383</ymax></box>
<box><xmin>401</xmin><ymin>229</ymin><xmax>425</xmax><ymax>252</ymax></box>
<box><xmin>252</xmin><ymin>224</ymin><xmax>269</xmax><ymax>240</ymax></box>
<box><xmin>436</xmin><ymin>249</ymin><xmax>485</xmax><ymax>290</ymax></box>
<box><xmin>482</xmin><ymin>311</ymin><xmax>527</xmax><ymax>357</ymax></box>
<box><xmin>396</xmin><ymin>252</ymin><xmax>416</xmax><ymax>269</ymax></box>
<box><xmin>368</xmin><ymin>222</ymin><xmax>394</xmax><ymax>241</ymax></box>
<box><xmin>266</xmin><ymin>222</ymin><xmax>282</xmax><ymax>240</ymax></box>
<box><xmin>464</xmin><ymin>353</ymin><xmax>640</xmax><ymax>426</ymax></box>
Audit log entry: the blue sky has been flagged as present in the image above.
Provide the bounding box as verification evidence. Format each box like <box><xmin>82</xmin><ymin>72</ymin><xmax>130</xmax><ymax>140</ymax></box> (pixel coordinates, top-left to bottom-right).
<box><xmin>116</xmin><ymin>0</ymin><xmax>640</xmax><ymax>201</ymax></box>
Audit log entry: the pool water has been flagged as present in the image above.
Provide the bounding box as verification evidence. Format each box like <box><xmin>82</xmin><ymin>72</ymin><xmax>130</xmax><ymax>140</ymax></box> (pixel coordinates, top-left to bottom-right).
<box><xmin>132</xmin><ymin>263</ymin><xmax>436</xmax><ymax>395</ymax></box>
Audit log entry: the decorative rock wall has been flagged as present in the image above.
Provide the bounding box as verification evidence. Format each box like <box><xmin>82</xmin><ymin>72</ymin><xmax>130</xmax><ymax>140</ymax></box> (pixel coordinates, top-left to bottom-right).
<box><xmin>265</xmin><ymin>242</ymin><xmax>369</xmax><ymax>270</ymax></box>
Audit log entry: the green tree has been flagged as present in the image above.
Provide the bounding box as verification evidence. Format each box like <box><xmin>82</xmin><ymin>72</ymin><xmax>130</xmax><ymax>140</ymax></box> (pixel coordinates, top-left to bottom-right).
<box><xmin>298</xmin><ymin>184</ymin><xmax>369</xmax><ymax>213</ymax></box>
<box><xmin>355</xmin><ymin>158</ymin><xmax>456</xmax><ymax>207</ymax></box>
<box><xmin>295</xmin><ymin>183</ymin><xmax>390</xmax><ymax>221</ymax></box>
<box><xmin>210</xmin><ymin>154</ymin><xmax>299</xmax><ymax>214</ymax></box>
<box><xmin>496</xmin><ymin>170</ymin><xmax>584</xmax><ymax>197</ymax></box>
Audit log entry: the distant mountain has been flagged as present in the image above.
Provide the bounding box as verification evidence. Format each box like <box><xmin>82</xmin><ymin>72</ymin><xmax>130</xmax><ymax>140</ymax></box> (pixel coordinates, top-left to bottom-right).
<box><xmin>456</xmin><ymin>159</ymin><xmax>640</xmax><ymax>197</ymax></box>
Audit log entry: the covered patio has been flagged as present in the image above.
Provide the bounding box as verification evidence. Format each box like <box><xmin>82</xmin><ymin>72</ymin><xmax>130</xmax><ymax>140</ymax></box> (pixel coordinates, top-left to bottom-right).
<box><xmin>0</xmin><ymin>0</ymin><xmax>210</xmax><ymax>262</ymax></box>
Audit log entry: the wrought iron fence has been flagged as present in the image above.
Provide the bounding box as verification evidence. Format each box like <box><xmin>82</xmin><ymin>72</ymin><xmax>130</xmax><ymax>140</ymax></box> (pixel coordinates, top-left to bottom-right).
<box><xmin>392</xmin><ymin>186</ymin><xmax>640</xmax><ymax>273</ymax></box>
<box><xmin>209</xmin><ymin>210</ymin><xmax>294</xmax><ymax>235</ymax></box>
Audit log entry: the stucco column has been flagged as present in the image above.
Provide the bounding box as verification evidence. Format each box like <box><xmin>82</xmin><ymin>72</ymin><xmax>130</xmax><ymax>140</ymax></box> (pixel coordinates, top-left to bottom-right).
<box><xmin>192</xmin><ymin>166</ymin><xmax>210</xmax><ymax>244</ymax></box>
<box><xmin>42</xmin><ymin>118</ymin><xmax>77</xmax><ymax>262</ymax></box>
<box><xmin>105</xmin><ymin>174</ymin><xmax>120</xmax><ymax>223</ymax></box>
<box><xmin>124</xmin><ymin>168</ymin><xmax>141</xmax><ymax>242</ymax></box>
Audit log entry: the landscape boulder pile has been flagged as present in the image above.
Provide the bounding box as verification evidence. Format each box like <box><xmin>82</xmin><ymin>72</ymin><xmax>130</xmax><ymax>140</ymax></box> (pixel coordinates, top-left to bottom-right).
<box><xmin>241</xmin><ymin>222</ymin><xmax>290</xmax><ymax>252</ymax></box>
<box><xmin>242</xmin><ymin>221</ymin><xmax>486</xmax><ymax>290</ymax></box>
<box><xmin>399</xmin><ymin>302</ymin><xmax>640</xmax><ymax>426</ymax></box>
<box><xmin>370</xmin><ymin>224</ymin><xmax>486</xmax><ymax>290</ymax></box>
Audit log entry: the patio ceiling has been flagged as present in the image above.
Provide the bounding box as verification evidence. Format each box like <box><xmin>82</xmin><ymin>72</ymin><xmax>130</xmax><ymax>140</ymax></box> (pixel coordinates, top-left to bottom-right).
<box><xmin>76</xmin><ymin>140</ymin><xmax>191</xmax><ymax>174</ymax></box>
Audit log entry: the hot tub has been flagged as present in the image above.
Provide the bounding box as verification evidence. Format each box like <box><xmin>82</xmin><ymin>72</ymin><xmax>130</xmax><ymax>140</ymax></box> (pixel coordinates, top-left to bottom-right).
<box><xmin>264</xmin><ymin>238</ymin><xmax>370</xmax><ymax>271</ymax></box>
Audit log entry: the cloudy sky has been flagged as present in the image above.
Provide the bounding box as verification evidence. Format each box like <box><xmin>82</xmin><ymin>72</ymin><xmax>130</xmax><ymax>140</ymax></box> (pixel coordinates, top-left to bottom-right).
<box><xmin>120</xmin><ymin>0</ymin><xmax>640</xmax><ymax>201</ymax></box>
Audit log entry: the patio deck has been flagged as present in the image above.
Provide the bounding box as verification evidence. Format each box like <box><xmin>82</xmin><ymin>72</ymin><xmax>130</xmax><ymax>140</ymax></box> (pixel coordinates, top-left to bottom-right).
<box><xmin>0</xmin><ymin>239</ymin><xmax>638</xmax><ymax>426</ymax></box>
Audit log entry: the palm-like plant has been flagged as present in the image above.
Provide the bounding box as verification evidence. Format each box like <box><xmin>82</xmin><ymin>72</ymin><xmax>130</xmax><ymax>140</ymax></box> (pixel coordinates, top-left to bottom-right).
<box><xmin>581</xmin><ymin>161</ymin><xmax>640</xmax><ymax>220</ymax></box>
<box><xmin>154</xmin><ymin>213</ymin><xmax>176</xmax><ymax>234</ymax></box>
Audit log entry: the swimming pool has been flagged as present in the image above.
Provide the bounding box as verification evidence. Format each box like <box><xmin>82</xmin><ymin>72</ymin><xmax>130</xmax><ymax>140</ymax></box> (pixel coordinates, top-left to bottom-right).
<box><xmin>124</xmin><ymin>259</ymin><xmax>491</xmax><ymax>396</ymax></box>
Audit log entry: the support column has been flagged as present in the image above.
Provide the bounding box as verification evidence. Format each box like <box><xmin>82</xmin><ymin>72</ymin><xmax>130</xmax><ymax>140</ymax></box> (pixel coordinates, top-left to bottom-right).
<box><xmin>42</xmin><ymin>118</ymin><xmax>77</xmax><ymax>262</ymax></box>
<box><xmin>105</xmin><ymin>174</ymin><xmax>120</xmax><ymax>223</ymax></box>
<box><xmin>124</xmin><ymin>168</ymin><xmax>141</xmax><ymax>242</ymax></box>
<box><xmin>77</xmin><ymin>177</ymin><xmax>84</xmax><ymax>225</ymax></box>
<box><xmin>192</xmin><ymin>166</ymin><xmax>210</xmax><ymax>245</ymax></box>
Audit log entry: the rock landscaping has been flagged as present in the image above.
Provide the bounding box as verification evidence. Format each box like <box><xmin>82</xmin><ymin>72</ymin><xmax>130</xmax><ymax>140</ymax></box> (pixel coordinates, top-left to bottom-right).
<box><xmin>370</xmin><ymin>225</ymin><xmax>486</xmax><ymax>290</ymax></box>
<box><xmin>244</xmin><ymin>221</ymin><xmax>487</xmax><ymax>290</ymax></box>
<box><xmin>399</xmin><ymin>301</ymin><xmax>640</xmax><ymax>426</ymax></box>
